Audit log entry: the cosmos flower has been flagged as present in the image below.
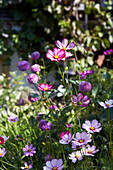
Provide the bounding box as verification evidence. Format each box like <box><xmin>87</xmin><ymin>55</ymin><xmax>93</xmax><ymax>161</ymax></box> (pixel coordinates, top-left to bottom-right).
<box><xmin>72</xmin><ymin>132</ymin><xmax>92</xmax><ymax>146</ymax></box>
<box><xmin>46</xmin><ymin>47</ymin><xmax>65</xmax><ymax>62</ymax></box>
<box><xmin>37</xmin><ymin>83</ymin><xmax>53</xmax><ymax>91</ymax></box>
<box><xmin>39</xmin><ymin>119</ymin><xmax>52</xmax><ymax>131</ymax></box>
<box><xmin>59</xmin><ymin>132</ymin><xmax>74</xmax><ymax>144</ymax></box>
<box><xmin>8</xmin><ymin>115</ymin><xmax>19</xmax><ymax>122</ymax></box>
<box><xmin>69</xmin><ymin>151</ymin><xmax>83</xmax><ymax>163</ymax></box>
<box><xmin>31</xmin><ymin>64</ymin><xmax>41</xmax><ymax>73</ymax></box>
<box><xmin>31</xmin><ymin>51</ymin><xmax>40</xmax><ymax>60</ymax></box>
<box><xmin>43</xmin><ymin>159</ymin><xmax>64</xmax><ymax>170</ymax></box>
<box><xmin>0</xmin><ymin>148</ymin><xmax>7</xmax><ymax>157</ymax></box>
<box><xmin>99</xmin><ymin>99</ymin><xmax>113</xmax><ymax>109</ymax></box>
<box><xmin>27</xmin><ymin>74</ymin><xmax>38</xmax><ymax>84</ymax></box>
<box><xmin>103</xmin><ymin>49</ymin><xmax>113</xmax><ymax>55</ymax></box>
<box><xmin>81</xmin><ymin>144</ymin><xmax>99</xmax><ymax>156</ymax></box>
<box><xmin>79</xmin><ymin>81</ymin><xmax>92</xmax><ymax>93</ymax></box>
<box><xmin>17</xmin><ymin>61</ymin><xmax>30</xmax><ymax>71</ymax></box>
<box><xmin>23</xmin><ymin>144</ymin><xmax>36</xmax><ymax>156</ymax></box>
<box><xmin>71</xmin><ymin>93</ymin><xmax>90</xmax><ymax>107</ymax></box>
<box><xmin>21</xmin><ymin>162</ymin><xmax>33</xmax><ymax>169</ymax></box>
<box><xmin>82</xmin><ymin>119</ymin><xmax>102</xmax><ymax>133</ymax></box>
<box><xmin>0</xmin><ymin>136</ymin><xmax>9</xmax><ymax>144</ymax></box>
<box><xmin>55</xmin><ymin>38</ymin><xmax>75</xmax><ymax>59</ymax></box>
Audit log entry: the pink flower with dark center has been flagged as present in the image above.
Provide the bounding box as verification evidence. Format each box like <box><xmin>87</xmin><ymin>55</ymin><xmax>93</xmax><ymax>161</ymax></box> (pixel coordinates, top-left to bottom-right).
<box><xmin>55</xmin><ymin>38</ymin><xmax>75</xmax><ymax>59</ymax></box>
<box><xmin>59</xmin><ymin>132</ymin><xmax>74</xmax><ymax>144</ymax></box>
<box><xmin>81</xmin><ymin>145</ymin><xmax>99</xmax><ymax>156</ymax></box>
<box><xmin>37</xmin><ymin>83</ymin><xmax>53</xmax><ymax>91</ymax></box>
<box><xmin>17</xmin><ymin>61</ymin><xmax>30</xmax><ymax>71</ymax></box>
<box><xmin>46</xmin><ymin>47</ymin><xmax>65</xmax><ymax>62</ymax></box>
<box><xmin>99</xmin><ymin>99</ymin><xmax>113</xmax><ymax>109</ymax></box>
<box><xmin>103</xmin><ymin>49</ymin><xmax>113</xmax><ymax>55</ymax></box>
<box><xmin>0</xmin><ymin>148</ymin><xmax>7</xmax><ymax>157</ymax></box>
<box><xmin>69</xmin><ymin>151</ymin><xmax>83</xmax><ymax>163</ymax></box>
<box><xmin>21</xmin><ymin>162</ymin><xmax>33</xmax><ymax>169</ymax></box>
<box><xmin>82</xmin><ymin>119</ymin><xmax>102</xmax><ymax>133</ymax></box>
<box><xmin>23</xmin><ymin>144</ymin><xmax>36</xmax><ymax>156</ymax></box>
<box><xmin>79</xmin><ymin>81</ymin><xmax>92</xmax><ymax>93</ymax></box>
<box><xmin>31</xmin><ymin>51</ymin><xmax>40</xmax><ymax>60</ymax></box>
<box><xmin>71</xmin><ymin>93</ymin><xmax>90</xmax><ymax>107</ymax></box>
<box><xmin>72</xmin><ymin>132</ymin><xmax>92</xmax><ymax>146</ymax></box>
<box><xmin>27</xmin><ymin>74</ymin><xmax>38</xmax><ymax>84</ymax></box>
<box><xmin>43</xmin><ymin>159</ymin><xmax>64</xmax><ymax>170</ymax></box>
<box><xmin>31</xmin><ymin>64</ymin><xmax>41</xmax><ymax>73</ymax></box>
<box><xmin>8</xmin><ymin>115</ymin><xmax>19</xmax><ymax>122</ymax></box>
<box><xmin>39</xmin><ymin>119</ymin><xmax>52</xmax><ymax>131</ymax></box>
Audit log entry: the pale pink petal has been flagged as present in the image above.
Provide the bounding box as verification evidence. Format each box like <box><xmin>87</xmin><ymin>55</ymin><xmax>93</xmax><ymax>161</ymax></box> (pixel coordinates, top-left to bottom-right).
<box><xmin>43</xmin><ymin>166</ymin><xmax>51</xmax><ymax>170</ymax></box>
<box><xmin>62</xmin><ymin>38</ymin><xmax>68</xmax><ymax>47</ymax></box>
<box><xmin>46</xmin><ymin>161</ymin><xmax>52</xmax><ymax>168</ymax></box>
<box><xmin>56</xmin><ymin>159</ymin><xmax>63</xmax><ymax>167</ymax></box>
<box><xmin>55</xmin><ymin>40</ymin><xmax>63</xmax><ymax>49</ymax></box>
<box><xmin>78</xmin><ymin>93</ymin><xmax>83</xmax><ymax>101</ymax></box>
<box><xmin>91</xmin><ymin>120</ymin><xmax>98</xmax><ymax>127</ymax></box>
<box><xmin>66</xmin><ymin>42</ymin><xmax>75</xmax><ymax>50</ymax></box>
<box><xmin>53</xmin><ymin>47</ymin><xmax>58</xmax><ymax>55</ymax></box>
<box><xmin>58</xmin><ymin>164</ymin><xmax>64</xmax><ymax>170</ymax></box>
<box><xmin>76</xmin><ymin>132</ymin><xmax>81</xmax><ymax>140</ymax></box>
<box><xmin>81</xmin><ymin>132</ymin><xmax>87</xmax><ymax>139</ymax></box>
<box><xmin>51</xmin><ymin>159</ymin><xmax>57</xmax><ymax>167</ymax></box>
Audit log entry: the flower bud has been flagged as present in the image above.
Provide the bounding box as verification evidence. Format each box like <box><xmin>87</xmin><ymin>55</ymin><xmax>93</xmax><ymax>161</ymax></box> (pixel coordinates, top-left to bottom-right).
<box><xmin>27</xmin><ymin>74</ymin><xmax>38</xmax><ymax>84</ymax></box>
<box><xmin>17</xmin><ymin>61</ymin><xmax>30</xmax><ymax>71</ymax></box>
<box><xmin>31</xmin><ymin>51</ymin><xmax>40</xmax><ymax>60</ymax></box>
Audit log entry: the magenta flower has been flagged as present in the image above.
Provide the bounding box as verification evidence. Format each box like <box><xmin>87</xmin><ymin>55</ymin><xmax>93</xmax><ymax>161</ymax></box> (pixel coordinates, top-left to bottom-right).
<box><xmin>103</xmin><ymin>49</ymin><xmax>113</xmax><ymax>55</ymax></box>
<box><xmin>86</xmin><ymin>70</ymin><xmax>94</xmax><ymax>75</ymax></box>
<box><xmin>60</xmin><ymin>130</ymin><xmax>69</xmax><ymax>139</ymax></box>
<box><xmin>99</xmin><ymin>99</ymin><xmax>113</xmax><ymax>109</ymax></box>
<box><xmin>31</xmin><ymin>51</ymin><xmax>40</xmax><ymax>60</ymax></box>
<box><xmin>71</xmin><ymin>93</ymin><xmax>90</xmax><ymax>107</ymax></box>
<box><xmin>79</xmin><ymin>81</ymin><xmax>92</xmax><ymax>93</ymax></box>
<box><xmin>39</xmin><ymin>119</ymin><xmax>52</xmax><ymax>131</ymax></box>
<box><xmin>8</xmin><ymin>115</ymin><xmax>19</xmax><ymax>122</ymax></box>
<box><xmin>59</xmin><ymin>132</ymin><xmax>74</xmax><ymax>144</ymax></box>
<box><xmin>17</xmin><ymin>61</ymin><xmax>30</xmax><ymax>71</ymax></box>
<box><xmin>23</xmin><ymin>144</ymin><xmax>36</xmax><ymax>156</ymax></box>
<box><xmin>80</xmin><ymin>71</ymin><xmax>86</xmax><ymax>79</ymax></box>
<box><xmin>31</xmin><ymin>64</ymin><xmax>41</xmax><ymax>73</ymax></box>
<box><xmin>69</xmin><ymin>151</ymin><xmax>83</xmax><ymax>163</ymax></box>
<box><xmin>27</xmin><ymin>73</ymin><xmax>38</xmax><ymax>84</ymax></box>
<box><xmin>0</xmin><ymin>136</ymin><xmax>9</xmax><ymax>144</ymax></box>
<box><xmin>37</xmin><ymin>83</ymin><xmax>53</xmax><ymax>91</ymax></box>
<box><xmin>43</xmin><ymin>159</ymin><xmax>64</xmax><ymax>170</ymax></box>
<box><xmin>0</xmin><ymin>148</ymin><xmax>7</xmax><ymax>157</ymax></box>
<box><xmin>46</xmin><ymin>47</ymin><xmax>65</xmax><ymax>62</ymax></box>
<box><xmin>50</xmin><ymin>104</ymin><xmax>58</xmax><ymax>111</ymax></box>
<box><xmin>21</xmin><ymin>162</ymin><xmax>33</xmax><ymax>170</ymax></box>
<box><xmin>72</xmin><ymin>132</ymin><xmax>92</xmax><ymax>146</ymax></box>
<box><xmin>66</xmin><ymin>123</ymin><xmax>72</xmax><ymax>128</ymax></box>
<box><xmin>55</xmin><ymin>38</ymin><xmax>75</xmax><ymax>59</ymax></box>
<box><xmin>82</xmin><ymin>119</ymin><xmax>102</xmax><ymax>133</ymax></box>
<box><xmin>28</xmin><ymin>91</ymin><xmax>38</xmax><ymax>102</ymax></box>
<box><xmin>82</xmin><ymin>144</ymin><xmax>99</xmax><ymax>156</ymax></box>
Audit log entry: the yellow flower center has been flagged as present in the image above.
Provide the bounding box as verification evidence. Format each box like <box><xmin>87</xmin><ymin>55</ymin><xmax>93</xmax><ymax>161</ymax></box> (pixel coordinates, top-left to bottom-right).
<box><xmin>90</xmin><ymin>127</ymin><xmax>95</xmax><ymax>130</ymax></box>
<box><xmin>11</xmin><ymin>119</ymin><xmax>15</xmax><ymax>121</ymax></box>
<box><xmin>0</xmin><ymin>153</ymin><xmax>2</xmax><ymax>156</ymax></box>
<box><xmin>43</xmin><ymin>87</ymin><xmax>48</xmax><ymax>90</ymax></box>
<box><xmin>45</xmin><ymin>128</ymin><xmax>48</xmax><ymax>130</ymax></box>
<box><xmin>25</xmin><ymin>166</ymin><xmax>29</xmax><ymax>169</ymax></box>
<box><xmin>76</xmin><ymin>155</ymin><xmax>79</xmax><ymax>158</ymax></box>
<box><xmin>88</xmin><ymin>150</ymin><xmax>92</xmax><ymax>154</ymax></box>
<box><xmin>67</xmin><ymin>139</ymin><xmax>69</xmax><ymax>142</ymax></box>
<box><xmin>28</xmin><ymin>149</ymin><xmax>31</xmax><ymax>152</ymax></box>
<box><xmin>108</xmin><ymin>52</ymin><xmax>111</xmax><ymax>54</ymax></box>
<box><xmin>79</xmin><ymin>139</ymin><xmax>84</xmax><ymax>143</ymax></box>
<box><xmin>53</xmin><ymin>167</ymin><xmax>57</xmax><ymax>170</ymax></box>
<box><xmin>54</xmin><ymin>55</ymin><xmax>59</xmax><ymax>59</ymax></box>
<box><xmin>106</xmin><ymin>104</ymin><xmax>109</xmax><ymax>107</ymax></box>
<box><xmin>63</xmin><ymin>47</ymin><xmax>66</xmax><ymax>51</ymax></box>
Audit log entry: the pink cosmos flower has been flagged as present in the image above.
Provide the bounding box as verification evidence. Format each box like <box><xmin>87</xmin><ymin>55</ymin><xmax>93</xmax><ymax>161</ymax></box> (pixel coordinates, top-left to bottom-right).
<box><xmin>43</xmin><ymin>159</ymin><xmax>64</xmax><ymax>170</ymax></box>
<box><xmin>8</xmin><ymin>115</ymin><xmax>19</xmax><ymax>122</ymax></box>
<box><xmin>0</xmin><ymin>136</ymin><xmax>9</xmax><ymax>144</ymax></box>
<box><xmin>55</xmin><ymin>38</ymin><xmax>75</xmax><ymax>59</ymax></box>
<box><xmin>46</xmin><ymin>47</ymin><xmax>65</xmax><ymax>62</ymax></box>
<box><xmin>82</xmin><ymin>119</ymin><xmax>102</xmax><ymax>133</ymax></box>
<box><xmin>81</xmin><ymin>144</ymin><xmax>99</xmax><ymax>156</ymax></box>
<box><xmin>71</xmin><ymin>141</ymin><xmax>82</xmax><ymax>151</ymax></box>
<box><xmin>99</xmin><ymin>99</ymin><xmax>113</xmax><ymax>109</ymax></box>
<box><xmin>31</xmin><ymin>64</ymin><xmax>41</xmax><ymax>73</ymax></box>
<box><xmin>60</xmin><ymin>130</ymin><xmax>69</xmax><ymax>139</ymax></box>
<box><xmin>72</xmin><ymin>132</ymin><xmax>92</xmax><ymax>146</ymax></box>
<box><xmin>79</xmin><ymin>81</ymin><xmax>92</xmax><ymax>93</ymax></box>
<box><xmin>23</xmin><ymin>144</ymin><xmax>36</xmax><ymax>156</ymax></box>
<box><xmin>21</xmin><ymin>162</ymin><xmax>33</xmax><ymax>170</ymax></box>
<box><xmin>27</xmin><ymin>73</ymin><xmax>38</xmax><ymax>84</ymax></box>
<box><xmin>103</xmin><ymin>49</ymin><xmax>113</xmax><ymax>55</ymax></box>
<box><xmin>39</xmin><ymin>119</ymin><xmax>52</xmax><ymax>131</ymax></box>
<box><xmin>37</xmin><ymin>83</ymin><xmax>53</xmax><ymax>91</ymax></box>
<box><xmin>69</xmin><ymin>151</ymin><xmax>83</xmax><ymax>163</ymax></box>
<box><xmin>0</xmin><ymin>148</ymin><xmax>7</xmax><ymax>157</ymax></box>
<box><xmin>59</xmin><ymin>132</ymin><xmax>74</xmax><ymax>144</ymax></box>
<box><xmin>71</xmin><ymin>93</ymin><xmax>90</xmax><ymax>107</ymax></box>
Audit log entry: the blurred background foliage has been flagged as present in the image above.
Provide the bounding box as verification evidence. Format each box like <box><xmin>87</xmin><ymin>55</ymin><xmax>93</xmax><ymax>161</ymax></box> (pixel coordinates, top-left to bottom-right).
<box><xmin>0</xmin><ymin>0</ymin><xmax>113</xmax><ymax>63</ymax></box>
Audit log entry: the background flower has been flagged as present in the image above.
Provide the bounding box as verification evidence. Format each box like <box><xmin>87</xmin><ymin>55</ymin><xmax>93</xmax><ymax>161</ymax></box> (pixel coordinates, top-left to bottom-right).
<box><xmin>43</xmin><ymin>159</ymin><xmax>64</xmax><ymax>170</ymax></box>
<box><xmin>23</xmin><ymin>144</ymin><xmax>36</xmax><ymax>156</ymax></box>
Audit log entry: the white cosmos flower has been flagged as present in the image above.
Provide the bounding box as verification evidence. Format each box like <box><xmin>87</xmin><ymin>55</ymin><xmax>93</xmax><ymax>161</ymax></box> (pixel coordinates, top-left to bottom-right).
<box><xmin>99</xmin><ymin>99</ymin><xmax>113</xmax><ymax>109</ymax></box>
